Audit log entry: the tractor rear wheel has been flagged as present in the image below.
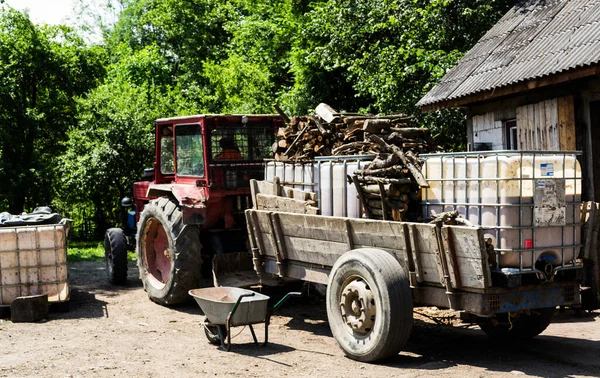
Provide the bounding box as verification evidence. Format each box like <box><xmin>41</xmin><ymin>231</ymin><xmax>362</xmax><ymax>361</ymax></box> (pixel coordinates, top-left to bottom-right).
<box><xmin>137</xmin><ymin>197</ymin><xmax>203</xmax><ymax>305</ymax></box>
<box><xmin>104</xmin><ymin>228</ymin><xmax>128</xmax><ymax>285</ymax></box>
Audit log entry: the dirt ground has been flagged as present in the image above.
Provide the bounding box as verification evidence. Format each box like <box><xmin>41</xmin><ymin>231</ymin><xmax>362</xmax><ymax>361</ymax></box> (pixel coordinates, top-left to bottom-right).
<box><xmin>1</xmin><ymin>261</ymin><xmax>599</xmax><ymax>378</ymax></box>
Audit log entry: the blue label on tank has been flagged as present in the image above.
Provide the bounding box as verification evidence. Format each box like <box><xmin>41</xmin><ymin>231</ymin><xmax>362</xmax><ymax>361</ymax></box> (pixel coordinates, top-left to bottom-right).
<box><xmin>540</xmin><ymin>163</ymin><xmax>554</xmax><ymax>176</ymax></box>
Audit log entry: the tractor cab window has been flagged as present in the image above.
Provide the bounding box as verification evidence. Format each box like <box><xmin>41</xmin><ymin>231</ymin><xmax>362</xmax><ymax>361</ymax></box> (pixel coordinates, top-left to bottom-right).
<box><xmin>176</xmin><ymin>124</ymin><xmax>204</xmax><ymax>177</ymax></box>
<box><xmin>211</xmin><ymin>130</ymin><xmax>247</xmax><ymax>160</ymax></box>
<box><xmin>209</xmin><ymin>123</ymin><xmax>274</xmax><ymax>161</ymax></box>
<box><xmin>160</xmin><ymin>126</ymin><xmax>175</xmax><ymax>174</ymax></box>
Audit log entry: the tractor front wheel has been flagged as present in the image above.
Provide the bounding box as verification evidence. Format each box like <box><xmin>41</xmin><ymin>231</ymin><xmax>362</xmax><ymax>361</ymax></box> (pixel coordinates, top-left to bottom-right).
<box><xmin>137</xmin><ymin>197</ymin><xmax>203</xmax><ymax>305</ymax></box>
<box><xmin>104</xmin><ymin>228</ymin><xmax>128</xmax><ymax>285</ymax></box>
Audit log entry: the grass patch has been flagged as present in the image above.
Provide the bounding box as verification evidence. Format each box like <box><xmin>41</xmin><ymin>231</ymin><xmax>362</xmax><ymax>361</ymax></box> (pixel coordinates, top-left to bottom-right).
<box><xmin>68</xmin><ymin>240</ymin><xmax>137</xmax><ymax>262</ymax></box>
<box><xmin>68</xmin><ymin>240</ymin><xmax>104</xmax><ymax>262</ymax></box>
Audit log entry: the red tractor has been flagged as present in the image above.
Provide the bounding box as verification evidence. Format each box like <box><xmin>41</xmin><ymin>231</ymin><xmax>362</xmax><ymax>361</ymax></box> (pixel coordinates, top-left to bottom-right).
<box><xmin>104</xmin><ymin>114</ymin><xmax>282</xmax><ymax>305</ymax></box>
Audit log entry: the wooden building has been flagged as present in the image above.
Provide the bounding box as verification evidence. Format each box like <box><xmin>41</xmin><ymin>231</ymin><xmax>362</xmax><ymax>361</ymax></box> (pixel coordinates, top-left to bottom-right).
<box><xmin>417</xmin><ymin>0</ymin><xmax>600</xmax><ymax>200</ymax></box>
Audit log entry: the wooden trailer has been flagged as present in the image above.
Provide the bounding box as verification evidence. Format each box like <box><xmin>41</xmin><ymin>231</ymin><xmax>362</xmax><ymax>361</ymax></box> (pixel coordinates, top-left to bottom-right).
<box><xmin>245</xmin><ymin>179</ymin><xmax>583</xmax><ymax>362</ymax></box>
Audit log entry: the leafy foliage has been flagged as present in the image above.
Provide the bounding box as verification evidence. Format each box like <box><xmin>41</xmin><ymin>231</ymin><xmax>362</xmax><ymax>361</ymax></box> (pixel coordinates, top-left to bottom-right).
<box><xmin>0</xmin><ymin>1</ymin><xmax>514</xmax><ymax>236</ymax></box>
<box><xmin>0</xmin><ymin>8</ymin><xmax>104</xmax><ymax>214</ymax></box>
<box><xmin>58</xmin><ymin>44</ymin><xmax>190</xmax><ymax>235</ymax></box>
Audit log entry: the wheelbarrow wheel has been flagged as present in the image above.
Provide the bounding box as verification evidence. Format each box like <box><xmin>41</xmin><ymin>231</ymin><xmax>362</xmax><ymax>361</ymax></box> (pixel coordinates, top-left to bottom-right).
<box><xmin>204</xmin><ymin>322</ymin><xmax>227</xmax><ymax>345</ymax></box>
<box><xmin>104</xmin><ymin>228</ymin><xmax>128</xmax><ymax>285</ymax></box>
<box><xmin>137</xmin><ymin>197</ymin><xmax>203</xmax><ymax>305</ymax></box>
<box><xmin>326</xmin><ymin>248</ymin><xmax>413</xmax><ymax>362</ymax></box>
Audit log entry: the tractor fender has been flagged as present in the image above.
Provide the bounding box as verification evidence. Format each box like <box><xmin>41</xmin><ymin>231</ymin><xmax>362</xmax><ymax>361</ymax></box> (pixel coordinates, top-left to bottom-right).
<box><xmin>146</xmin><ymin>183</ymin><xmax>208</xmax><ymax>225</ymax></box>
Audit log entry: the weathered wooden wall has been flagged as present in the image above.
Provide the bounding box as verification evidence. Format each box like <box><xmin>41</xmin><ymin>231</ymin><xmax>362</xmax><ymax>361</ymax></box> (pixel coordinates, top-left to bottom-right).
<box><xmin>516</xmin><ymin>95</ymin><xmax>575</xmax><ymax>150</ymax></box>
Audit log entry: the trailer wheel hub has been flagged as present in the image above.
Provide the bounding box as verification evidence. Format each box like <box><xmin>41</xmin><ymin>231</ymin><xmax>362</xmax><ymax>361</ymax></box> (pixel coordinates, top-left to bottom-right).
<box><xmin>340</xmin><ymin>277</ymin><xmax>375</xmax><ymax>335</ymax></box>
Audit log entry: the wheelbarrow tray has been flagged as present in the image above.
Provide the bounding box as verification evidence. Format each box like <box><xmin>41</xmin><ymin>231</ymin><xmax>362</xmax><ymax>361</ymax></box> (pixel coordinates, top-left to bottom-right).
<box><xmin>189</xmin><ymin>287</ymin><xmax>270</xmax><ymax>327</ymax></box>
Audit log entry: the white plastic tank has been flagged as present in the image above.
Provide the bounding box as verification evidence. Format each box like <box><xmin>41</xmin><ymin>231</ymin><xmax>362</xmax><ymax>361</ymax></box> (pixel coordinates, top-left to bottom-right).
<box><xmin>0</xmin><ymin>224</ymin><xmax>69</xmax><ymax>305</ymax></box>
<box><xmin>422</xmin><ymin>152</ymin><xmax>582</xmax><ymax>269</ymax></box>
<box><xmin>264</xmin><ymin>155</ymin><xmax>374</xmax><ymax>218</ymax></box>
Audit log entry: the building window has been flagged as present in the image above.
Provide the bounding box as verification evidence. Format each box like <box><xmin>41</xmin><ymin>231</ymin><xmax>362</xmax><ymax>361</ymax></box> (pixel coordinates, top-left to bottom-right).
<box><xmin>504</xmin><ymin>119</ymin><xmax>518</xmax><ymax>150</ymax></box>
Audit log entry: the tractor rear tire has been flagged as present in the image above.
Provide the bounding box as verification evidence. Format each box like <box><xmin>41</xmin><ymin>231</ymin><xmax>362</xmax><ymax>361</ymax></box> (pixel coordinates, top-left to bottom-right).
<box><xmin>104</xmin><ymin>228</ymin><xmax>128</xmax><ymax>285</ymax></box>
<box><xmin>326</xmin><ymin>248</ymin><xmax>413</xmax><ymax>362</ymax></box>
<box><xmin>137</xmin><ymin>197</ymin><xmax>203</xmax><ymax>305</ymax></box>
<box><xmin>478</xmin><ymin>307</ymin><xmax>555</xmax><ymax>340</ymax></box>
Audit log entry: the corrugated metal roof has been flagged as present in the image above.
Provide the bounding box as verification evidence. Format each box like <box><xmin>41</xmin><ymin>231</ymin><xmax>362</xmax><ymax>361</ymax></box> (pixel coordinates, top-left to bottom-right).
<box><xmin>417</xmin><ymin>0</ymin><xmax>600</xmax><ymax>108</ymax></box>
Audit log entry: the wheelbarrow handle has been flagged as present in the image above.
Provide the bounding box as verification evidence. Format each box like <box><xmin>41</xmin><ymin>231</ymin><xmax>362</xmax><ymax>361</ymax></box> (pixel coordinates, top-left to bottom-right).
<box><xmin>263</xmin><ymin>291</ymin><xmax>302</xmax><ymax>347</ymax></box>
<box><xmin>271</xmin><ymin>291</ymin><xmax>302</xmax><ymax>314</ymax></box>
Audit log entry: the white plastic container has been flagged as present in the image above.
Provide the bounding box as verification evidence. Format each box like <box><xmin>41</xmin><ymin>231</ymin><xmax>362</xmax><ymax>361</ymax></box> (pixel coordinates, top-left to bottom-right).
<box><xmin>0</xmin><ymin>224</ymin><xmax>69</xmax><ymax>306</ymax></box>
<box><xmin>264</xmin><ymin>156</ymin><xmax>374</xmax><ymax>218</ymax></box>
<box><xmin>422</xmin><ymin>152</ymin><xmax>582</xmax><ymax>269</ymax></box>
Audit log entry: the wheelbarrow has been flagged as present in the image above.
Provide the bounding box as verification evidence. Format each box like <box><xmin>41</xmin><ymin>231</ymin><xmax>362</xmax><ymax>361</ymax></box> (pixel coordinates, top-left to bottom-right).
<box><xmin>189</xmin><ymin>287</ymin><xmax>301</xmax><ymax>351</ymax></box>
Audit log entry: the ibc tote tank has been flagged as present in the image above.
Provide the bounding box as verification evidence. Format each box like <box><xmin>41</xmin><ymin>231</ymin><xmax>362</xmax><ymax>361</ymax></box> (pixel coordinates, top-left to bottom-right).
<box><xmin>264</xmin><ymin>155</ymin><xmax>374</xmax><ymax>218</ymax></box>
<box><xmin>422</xmin><ymin>151</ymin><xmax>582</xmax><ymax>270</ymax></box>
<box><xmin>0</xmin><ymin>224</ymin><xmax>69</xmax><ymax>306</ymax></box>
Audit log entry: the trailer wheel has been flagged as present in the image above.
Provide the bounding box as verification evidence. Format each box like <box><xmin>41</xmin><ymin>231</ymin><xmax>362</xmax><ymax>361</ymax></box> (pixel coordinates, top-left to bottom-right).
<box><xmin>326</xmin><ymin>248</ymin><xmax>413</xmax><ymax>362</ymax></box>
<box><xmin>104</xmin><ymin>228</ymin><xmax>128</xmax><ymax>285</ymax></box>
<box><xmin>478</xmin><ymin>307</ymin><xmax>556</xmax><ymax>339</ymax></box>
<box><xmin>137</xmin><ymin>197</ymin><xmax>203</xmax><ymax>305</ymax></box>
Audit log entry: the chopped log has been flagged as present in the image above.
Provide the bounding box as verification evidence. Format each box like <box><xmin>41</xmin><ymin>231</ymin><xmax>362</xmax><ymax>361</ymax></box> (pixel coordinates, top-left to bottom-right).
<box><xmin>402</xmin><ymin>143</ymin><xmax>420</xmax><ymax>149</ymax></box>
<box><xmin>355</xmin><ymin>165</ymin><xmax>410</xmax><ymax>178</ymax></box>
<box><xmin>284</xmin><ymin>125</ymin><xmax>308</xmax><ymax>157</ymax></box>
<box><xmin>277</xmin><ymin>127</ymin><xmax>289</xmax><ymax>138</ymax></box>
<box><xmin>361</xmin><ymin>184</ymin><xmax>392</xmax><ymax>194</ymax></box>
<box><xmin>310</xmin><ymin>116</ymin><xmax>328</xmax><ymax>135</ymax></box>
<box><xmin>278</xmin><ymin>139</ymin><xmax>288</xmax><ymax>149</ymax></box>
<box><xmin>272</xmin><ymin>141</ymin><xmax>280</xmax><ymax>154</ymax></box>
<box><xmin>427</xmin><ymin>210</ymin><xmax>474</xmax><ymax>227</ymax></box>
<box><xmin>315</xmin><ymin>103</ymin><xmax>340</xmax><ymax>123</ymax></box>
<box><xmin>388</xmin><ymin>127</ymin><xmax>431</xmax><ymax>139</ymax></box>
<box><xmin>363</xmin><ymin>119</ymin><xmax>393</xmax><ymax>133</ymax></box>
<box><xmin>369</xmin><ymin>135</ymin><xmax>429</xmax><ymax>188</ymax></box>
<box><xmin>332</xmin><ymin>141</ymin><xmax>369</xmax><ymax>155</ymax></box>
<box><xmin>391</xmin><ymin>208</ymin><xmax>403</xmax><ymax>221</ymax></box>
<box><xmin>370</xmin><ymin>208</ymin><xmax>385</xmax><ymax>217</ymax></box>
<box><xmin>362</xmin><ymin>153</ymin><xmax>402</xmax><ymax>170</ymax></box>
<box><xmin>354</xmin><ymin>176</ymin><xmax>412</xmax><ymax>185</ymax></box>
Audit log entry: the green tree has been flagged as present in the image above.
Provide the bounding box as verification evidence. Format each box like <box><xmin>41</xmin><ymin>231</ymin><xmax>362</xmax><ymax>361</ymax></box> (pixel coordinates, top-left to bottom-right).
<box><xmin>58</xmin><ymin>44</ymin><xmax>192</xmax><ymax>235</ymax></box>
<box><xmin>285</xmin><ymin>0</ymin><xmax>512</xmax><ymax>149</ymax></box>
<box><xmin>0</xmin><ymin>8</ymin><xmax>104</xmax><ymax>213</ymax></box>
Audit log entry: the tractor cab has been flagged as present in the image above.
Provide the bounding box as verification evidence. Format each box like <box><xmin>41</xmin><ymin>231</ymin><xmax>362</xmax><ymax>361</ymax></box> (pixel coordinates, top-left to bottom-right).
<box><xmin>133</xmin><ymin>114</ymin><xmax>282</xmax><ymax>229</ymax></box>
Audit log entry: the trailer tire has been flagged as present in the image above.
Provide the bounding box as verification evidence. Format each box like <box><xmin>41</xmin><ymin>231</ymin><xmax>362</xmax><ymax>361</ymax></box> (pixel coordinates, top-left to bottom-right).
<box><xmin>104</xmin><ymin>228</ymin><xmax>128</xmax><ymax>285</ymax></box>
<box><xmin>478</xmin><ymin>307</ymin><xmax>555</xmax><ymax>340</ymax></box>
<box><xmin>326</xmin><ymin>248</ymin><xmax>413</xmax><ymax>362</ymax></box>
<box><xmin>137</xmin><ymin>197</ymin><xmax>203</xmax><ymax>305</ymax></box>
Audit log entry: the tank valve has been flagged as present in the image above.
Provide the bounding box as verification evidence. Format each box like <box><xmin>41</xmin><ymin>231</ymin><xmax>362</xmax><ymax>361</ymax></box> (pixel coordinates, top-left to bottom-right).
<box><xmin>535</xmin><ymin>254</ymin><xmax>557</xmax><ymax>281</ymax></box>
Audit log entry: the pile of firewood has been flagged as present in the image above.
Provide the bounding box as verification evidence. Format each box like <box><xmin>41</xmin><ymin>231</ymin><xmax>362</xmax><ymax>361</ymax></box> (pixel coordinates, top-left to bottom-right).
<box><xmin>351</xmin><ymin>135</ymin><xmax>429</xmax><ymax>222</ymax></box>
<box><xmin>272</xmin><ymin>103</ymin><xmax>437</xmax><ymax>161</ymax></box>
